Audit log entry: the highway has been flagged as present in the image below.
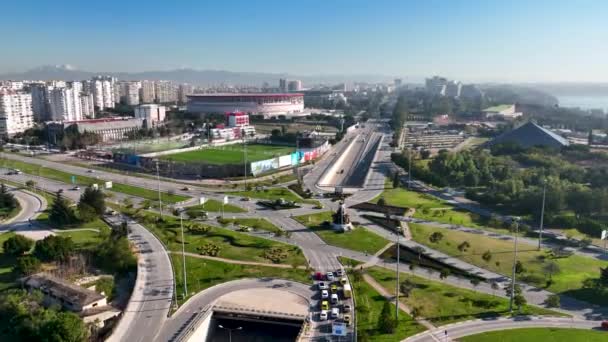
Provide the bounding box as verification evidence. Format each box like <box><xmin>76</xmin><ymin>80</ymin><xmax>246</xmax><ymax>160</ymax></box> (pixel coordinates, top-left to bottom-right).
<box><xmin>404</xmin><ymin>316</ymin><xmax>602</xmax><ymax>342</ymax></box>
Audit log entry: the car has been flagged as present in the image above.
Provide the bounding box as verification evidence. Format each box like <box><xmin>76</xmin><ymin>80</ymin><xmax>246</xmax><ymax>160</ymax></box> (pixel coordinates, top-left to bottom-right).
<box><xmin>315</xmin><ymin>272</ymin><xmax>323</xmax><ymax>281</ymax></box>
<box><xmin>336</xmin><ymin>269</ymin><xmax>344</xmax><ymax>277</ymax></box>
<box><xmin>106</xmin><ymin>209</ymin><xmax>118</xmax><ymax>216</ymax></box>
<box><xmin>340</xmin><ymin>277</ymin><xmax>348</xmax><ymax>285</ymax></box>
<box><xmin>321</xmin><ymin>290</ymin><xmax>329</xmax><ymax>299</ymax></box>
<box><xmin>330</xmin><ymin>307</ymin><xmax>340</xmax><ymax>319</ymax></box>
<box><xmin>321</xmin><ymin>301</ymin><xmax>329</xmax><ymax>311</ymax></box>
<box><xmin>313</xmin><ymin>204</ymin><xmax>324</xmax><ymax>209</ymax></box>
<box><xmin>57</xmin><ymin>189</ymin><xmax>64</xmax><ymax>193</ymax></box>
<box><xmin>241</xmin><ymin>197</ymin><xmax>250</xmax><ymax>201</ymax></box>
<box><xmin>602</xmin><ymin>320</ymin><xmax>608</xmax><ymax>329</ymax></box>
<box><xmin>319</xmin><ymin>310</ymin><xmax>328</xmax><ymax>321</ymax></box>
<box><xmin>87</xmin><ymin>169</ymin><xmax>94</xmax><ymax>173</ymax></box>
<box><xmin>71</xmin><ymin>186</ymin><xmax>80</xmax><ymax>191</ymax></box>
<box><xmin>330</xmin><ymin>284</ymin><xmax>338</xmax><ymax>294</ymax></box>
<box><xmin>10</xmin><ymin>148</ymin><xmax>19</xmax><ymax>153</ymax></box>
<box><xmin>330</xmin><ymin>293</ymin><xmax>339</xmax><ymax>304</ymax></box>
<box><xmin>343</xmin><ymin>304</ymin><xmax>352</xmax><ymax>313</ymax></box>
<box><xmin>343</xmin><ymin>314</ymin><xmax>351</xmax><ymax>326</ymax></box>
<box><xmin>326</xmin><ymin>272</ymin><xmax>335</xmax><ymax>281</ymax></box>
<box><xmin>318</xmin><ymin>282</ymin><xmax>328</xmax><ymax>290</ymax></box>
<box><xmin>182</xmin><ymin>187</ymin><xmax>190</xmax><ymax>191</ymax></box>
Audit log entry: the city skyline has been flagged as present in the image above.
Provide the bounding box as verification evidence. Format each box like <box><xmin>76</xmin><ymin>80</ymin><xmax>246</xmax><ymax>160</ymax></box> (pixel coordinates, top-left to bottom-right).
<box><xmin>2</xmin><ymin>0</ymin><xmax>608</xmax><ymax>83</ymax></box>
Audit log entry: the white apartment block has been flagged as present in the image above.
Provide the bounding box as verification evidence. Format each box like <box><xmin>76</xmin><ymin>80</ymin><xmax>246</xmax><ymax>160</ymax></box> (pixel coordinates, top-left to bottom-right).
<box><xmin>140</xmin><ymin>80</ymin><xmax>156</xmax><ymax>103</ymax></box>
<box><xmin>154</xmin><ymin>81</ymin><xmax>177</xmax><ymax>103</ymax></box>
<box><xmin>119</xmin><ymin>81</ymin><xmax>141</xmax><ymax>105</ymax></box>
<box><xmin>0</xmin><ymin>90</ymin><xmax>35</xmax><ymax>136</ymax></box>
<box><xmin>80</xmin><ymin>93</ymin><xmax>95</xmax><ymax>118</ymax></box>
<box><xmin>49</xmin><ymin>87</ymin><xmax>80</xmax><ymax>121</ymax></box>
<box><xmin>134</xmin><ymin>104</ymin><xmax>166</xmax><ymax>127</ymax></box>
<box><xmin>90</xmin><ymin>76</ymin><xmax>116</xmax><ymax>109</ymax></box>
<box><xmin>30</xmin><ymin>84</ymin><xmax>50</xmax><ymax>121</ymax></box>
<box><xmin>0</xmin><ymin>81</ymin><xmax>25</xmax><ymax>91</ymax></box>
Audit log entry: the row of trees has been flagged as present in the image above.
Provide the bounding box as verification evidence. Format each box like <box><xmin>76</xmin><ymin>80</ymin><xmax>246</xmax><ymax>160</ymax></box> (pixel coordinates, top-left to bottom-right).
<box><xmin>49</xmin><ymin>187</ymin><xmax>106</xmax><ymax>226</ymax></box>
<box><xmin>0</xmin><ymin>183</ymin><xmax>18</xmax><ymax>218</ymax></box>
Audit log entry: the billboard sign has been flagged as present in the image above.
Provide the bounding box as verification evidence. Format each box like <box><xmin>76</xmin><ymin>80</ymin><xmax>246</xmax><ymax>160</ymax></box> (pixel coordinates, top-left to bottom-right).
<box><xmin>278</xmin><ymin>154</ymin><xmax>292</xmax><ymax>168</ymax></box>
<box><xmin>105</xmin><ymin>181</ymin><xmax>113</xmax><ymax>189</ymax></box>
<box><xmin>251</xmin><ymin>158</ymin><xmax>279</xmax><ymax>176</ymax></box>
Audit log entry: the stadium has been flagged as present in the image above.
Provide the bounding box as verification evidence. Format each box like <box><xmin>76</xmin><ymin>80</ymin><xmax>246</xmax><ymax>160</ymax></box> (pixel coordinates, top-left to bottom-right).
<box><xmin>186</xmin><ymin>93</ymin><xmax>306</xmax><ymax>118</ymax></box>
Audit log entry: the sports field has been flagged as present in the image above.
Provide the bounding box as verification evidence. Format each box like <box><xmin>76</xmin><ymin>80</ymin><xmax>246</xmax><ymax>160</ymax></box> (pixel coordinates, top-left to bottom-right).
<box><xmin>160</xmin><ymin>143</ymin><xmax>295</xmax><ymax>164</ymax></box>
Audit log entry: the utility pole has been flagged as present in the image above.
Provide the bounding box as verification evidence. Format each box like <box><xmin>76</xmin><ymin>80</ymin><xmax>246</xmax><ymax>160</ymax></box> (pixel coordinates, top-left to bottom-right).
<box><xmin>408</xmin><ymin>148</ymin><xmax>412</xmax><ymax>189</ymax></box>
<box><xmin>395</xmin><ymin>227</ymin><xmax>400</xmax><ymax>321</ymax></box>
<box><xmin>155</xmin><ymin>160</ymin><xmax>163</xmax><ymax>218</ymax></box>
<box><xmin>179</xmin><ymin>209</ymin><xmax>187</xmax><ymax>298</ymax></box>
<box><xmin>538</xmin><ymin>180</ymin><xmax>546</xmax><ymax>251</ymax></box>
<box><xmin>243</xmin><ymin>129</ymin><xmax>248</xmax><ymax>189</ymax></box>
<box><xmin>509</xmin><ymin>218</ymin><xmax>519</xmax><ymax>313</ymax></box>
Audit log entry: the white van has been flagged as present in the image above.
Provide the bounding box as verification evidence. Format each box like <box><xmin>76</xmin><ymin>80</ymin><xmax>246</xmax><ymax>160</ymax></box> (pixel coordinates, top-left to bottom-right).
<box><xmin>330</xmin><ymin>293</ymin><xmax>339</xmax><ymax>305</ymax></box>
<box><xmin>331</xmin><ymin>307</ymin><xmax>340</xmax><ymax>319</ymax></box>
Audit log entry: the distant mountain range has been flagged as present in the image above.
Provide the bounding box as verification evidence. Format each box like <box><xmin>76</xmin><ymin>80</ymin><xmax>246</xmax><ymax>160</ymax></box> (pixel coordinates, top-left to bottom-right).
<box><xmin>0</xmin><ymin>65</ymin><xmax>398</xmax><ymax>86</ymax></box>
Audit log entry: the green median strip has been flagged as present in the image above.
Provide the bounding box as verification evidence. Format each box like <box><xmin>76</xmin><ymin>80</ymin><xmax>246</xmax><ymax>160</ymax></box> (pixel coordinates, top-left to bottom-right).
<box><xmin>0</xmin><ymin>158</ymin><xmax>188</xmax><ymax>203</ymax></box>
<box><xmin>460</xmin><ymin>328</ymin><xmax>607</xmax><ymax>342</ymax></box>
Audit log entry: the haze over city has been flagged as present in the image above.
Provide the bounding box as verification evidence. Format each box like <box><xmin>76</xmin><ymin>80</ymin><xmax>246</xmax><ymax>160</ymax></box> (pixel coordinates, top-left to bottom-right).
<box><xmin>1</xmin><ymin>2</ymin><xmax>608</xmax><ymax>342</ymax></box>
<box><xmin>2</xmin><ymin>0</ymin><xmax>608</xmax><ymax>82</ymax></box>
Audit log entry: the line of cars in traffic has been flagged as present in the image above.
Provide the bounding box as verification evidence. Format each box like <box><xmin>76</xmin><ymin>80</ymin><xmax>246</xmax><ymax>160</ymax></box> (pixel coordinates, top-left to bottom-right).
<box><xmin>316</xmin><ymin>269</ymin><xmax>353</xmax><ymax>328</ymax></box>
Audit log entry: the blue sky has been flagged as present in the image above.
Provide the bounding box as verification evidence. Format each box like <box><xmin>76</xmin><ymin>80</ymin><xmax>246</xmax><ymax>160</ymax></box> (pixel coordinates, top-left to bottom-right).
<box><xmin>2</xmin><ymin>0</ymin><xmax>607</xmax><ymax>82</ymax></box>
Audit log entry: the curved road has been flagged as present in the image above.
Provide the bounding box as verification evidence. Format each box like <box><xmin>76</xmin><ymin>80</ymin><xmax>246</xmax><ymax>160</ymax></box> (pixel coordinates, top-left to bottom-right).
<box><xmin>404</xmin><ymin>316</ymin><xmax>602</xmax><ymax>342</ymax></box>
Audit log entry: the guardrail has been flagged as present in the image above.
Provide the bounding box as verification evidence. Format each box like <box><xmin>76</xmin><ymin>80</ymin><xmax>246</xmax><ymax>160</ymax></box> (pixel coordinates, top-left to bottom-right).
<box><xmin>169</xmin><ymin>305</ymin><xmax>213</xmax><ymax>342</ymax></box>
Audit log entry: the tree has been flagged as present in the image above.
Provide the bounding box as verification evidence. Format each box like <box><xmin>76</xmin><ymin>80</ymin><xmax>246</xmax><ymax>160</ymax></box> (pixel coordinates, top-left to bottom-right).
<box><xmin>515</xmin><ymin>260</ymin><xmax>525</xmax><ymax>274</ymax></box>
<box><xmin>392</xmin><ymin>172</ymin><xmax>400</xmax><ymax>188</ymax></box>
<box><xmin>482</xmin><ymin>250</ymin><xmax>492</xmax><ymax>262</ymax></box>
<box><xmin>377</xmin><ymin>197</ymin><xmax>387</xmax><ymax>207</ymax></box>
<box><xmin>470</xmin><ymin>278</ymin><xmax>481</xmax><ymax>287</ymax></box>
<box><xmin>491</xmin><ymin>282</ymin><xmax>499</xmax><ymax>296</ymax></box>
<box><xmin>94</xmin><ymin>236</ymin><xmax>136</xmax><ymax>274</ymax></box>
<box><xmin>34</xmin><ymin>235</ymin><xmax>75</xmax><ymax>262</ymax></box>
<box><xmin>48</xmin><ymin>191</ymin><xmax>77</xmax><ymax>226</ymax></box>
<box><xmin>439</xmin><ymin>268</ymin><xmax>450</xmax><ymax>280</ymax></box>
<box><xmin>542</xmin><ymin>261</ymin><xmax>560</xmax><ymax>281</ymax></box>
<box><xmin>78</xmin><ymin>186</ymin><xmax>105</xmax><ymax>216</ymax></box>
<box><xmin>545</xmin><ymin>294</ymin><xmax>561</xmax><ymax>308</ymax></box>
<box><xmin>412</xmin><ymin>246</ymin><xmax>425</xmax><ymax>261</ymax></box>
<box><xmin>514</xmin><ymin>294</ymin><xmax>527</xmax><ymax>311</ymax></box>
<box><xmin>0</xmin><ymin>183</ymin><xmax>18</xmax><ymax>214</ymax></box>
<box><xmin>13</xmin><ymin>256</ymin><xmax>41</xmax><ymax>275</ymax></box>
<box><xmin>429</xmin><ymin>232</ymin><xmax>444</xmax><ymax>243</ymax></box>
<box><xmin>400</xmin><ymin>279</ymin><xmax>415</xmax><ymax>297</ymax></box>
<box><xmin>3</xmin><ymin>235</ymin><xmax>34</xmax><ymax>256</ymax></box>
<box><xmin>25</xmin><ymin>180</ymin><xmax>36</xmax><ymax>188</ymax></box>
<box><xmin>457</xmin><ymin>241</ymin><xmax>470</xmax><ymax>252</ymax></box>
<box><xmin>77</xmin><ymin>203</ymin><xmax>97</xmax><ymax>223</ymax></box>
<box><xmin>378</xmin><ymin>301</ymin><xmax>397</xmax><ymax>333</ymax></box>
<box><xmin>600</xmin><ymin>266</ymin><xmax>608</xmax><ymax>287</ymax></box>
<box><xmin>39</xmin><ymin>311</ymin><xmax>89</xmax><ymax>342</ymax></box>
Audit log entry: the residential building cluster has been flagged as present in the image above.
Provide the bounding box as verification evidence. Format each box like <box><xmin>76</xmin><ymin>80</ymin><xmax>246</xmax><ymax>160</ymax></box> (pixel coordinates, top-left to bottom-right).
<box><xmin>0</xmin><ymin>78</ymin><xmax>189</xmax><ymax>137</ymax></box>
<box><xmin>425</xmin><ymin>76</ymin><xmax>483</xmax><ymax>99</ymax></box>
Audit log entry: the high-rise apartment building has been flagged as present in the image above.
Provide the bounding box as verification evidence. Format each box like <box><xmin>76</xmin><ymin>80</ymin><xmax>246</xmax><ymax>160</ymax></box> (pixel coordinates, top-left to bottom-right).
<box><xmin>279</xmin><ymin>78</ymin><xmax>287</xmax><ymax>92</ymax></box>
<box><xmin>287</xmin><ymin>80</ymin><xmax>302</xmax><ymax>92</ymax></box>
<box><xmin>118</xmin><ymin>81</ymin><xmax>141</xmax><ymax>105</ymax></box>
<box><xmin>178</xmin><ymin>83</ymin><xmax>193</xmax><ymax>104</ymax></box>
<box><xmin>139</xmin><ymin>80</ymin><xmax>156</xmax><ymax>103</ymax></box>
<box><xmin>134</xmin><ymin>104</ymin><xmax>166</xmax><ymax>127</ymax></box>
<box><xmin>89</xmin><ymin>76</ymin><xmax>116</xmax><ymax>109</ymax></box>
<box><xmin>0</xmin><ymin>90</ymin><xmax>35</xmax><ymax>136</ymax></box>
<box><xmin>154</xmin><ymin>81</ymin><xmax>177</xmax><ymax>103</ymax></box>
<box><xmin>29</xmin><ymin>84</ymin><xmax>50</xmax><ymax>121</ymax></box>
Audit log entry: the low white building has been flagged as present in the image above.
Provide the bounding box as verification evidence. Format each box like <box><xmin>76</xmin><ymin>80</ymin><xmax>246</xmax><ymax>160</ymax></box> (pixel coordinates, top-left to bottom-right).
<box><xmin>0</xmin><ymin>90</ymin><xmax>35</xmax><ymax>136</ymax></box>
<box><xmin>483</xmin><ymin>104</ymin><xmax>523</xmax><ymax>119</ymax></box>
<box><xmin>134</xmin><ymin>104</ymin><xmax>166</xmax><ymax>127</ymax></box>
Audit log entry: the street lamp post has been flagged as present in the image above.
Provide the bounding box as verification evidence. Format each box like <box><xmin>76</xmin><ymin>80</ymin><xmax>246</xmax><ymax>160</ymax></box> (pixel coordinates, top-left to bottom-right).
<box><xmin>395</xmin><ymin>226</ymin><xmax>400</xmax><ymax>321</ymax></box>
<box><xmin>538</xmin><ymin>180</ymin><xmax>546</xmax><ymax>251</ymax></box>
<box><xmin>408</xmin><ymin>148</ymin><xmax>412</xmax><ymax>189</ymax></box>
<box><xmin>218</xmin><ymin>325</ymin><xmax>242</xmax><ymax>342</ymax></box>
<box><xmin>509</xmin><ymin>218</ymin><xmax>519</xmax><ymax>313</ymax></box>
<box><xmin>155</xmin><ymin>160</ymin><xmax>163</xmax><ymax>218</ymax></box>
<box><xmin>179</xmin><ymin>208</ymin><xmax>188</xmax><ymax>298</ymax></box>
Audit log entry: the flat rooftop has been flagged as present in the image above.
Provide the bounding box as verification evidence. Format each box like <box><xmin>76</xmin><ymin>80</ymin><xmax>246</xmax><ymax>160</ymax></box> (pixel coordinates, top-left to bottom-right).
<box><xmin>214</xmin><ymin>288</ymin><xmax>308</xmax><ymax>320</ymax></box>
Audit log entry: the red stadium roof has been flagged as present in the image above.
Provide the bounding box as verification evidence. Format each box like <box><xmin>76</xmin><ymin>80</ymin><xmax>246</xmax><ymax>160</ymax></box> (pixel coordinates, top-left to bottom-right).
<box><xmin>187</xmin><ymin>93</ymin><xmax>303</xmax><ymax>97</ymax></box>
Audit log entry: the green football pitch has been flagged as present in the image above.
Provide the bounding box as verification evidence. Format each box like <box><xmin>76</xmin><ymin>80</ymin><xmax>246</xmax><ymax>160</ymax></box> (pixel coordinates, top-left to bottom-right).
<box><xmin>159</xmin><ymin>143</ymin><xmax>295</xmax><ymax>164</ymax></box>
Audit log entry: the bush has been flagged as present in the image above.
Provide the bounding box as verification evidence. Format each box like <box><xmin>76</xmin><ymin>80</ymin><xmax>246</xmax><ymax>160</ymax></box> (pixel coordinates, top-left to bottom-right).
<box><xmin>545</xmin><ymin>294</ymin><xmax>561</xmax><ymax>308</ymax></box>
<box><xmin>34</xmin><ymin>235</ymin><xmax>75</xmax><ymax>262</ymax></box>
<box><xmin>197</xmin><ymin>243</ymin><xmax>221</xmax><ymax>256</ymax></box>
<box><xmin>3</xmin><ymin>235</ymin><xmax>34</xmax><ymax>256</ymax></box>
<box><xmin>263</xmin><ymin>247</ymin><xmax>289</xmax><ymax>263</ymax></box>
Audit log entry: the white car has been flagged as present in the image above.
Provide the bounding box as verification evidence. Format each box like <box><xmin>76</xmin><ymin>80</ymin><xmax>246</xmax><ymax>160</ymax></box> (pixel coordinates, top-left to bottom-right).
<box><xmin>331</xmin><ymin>307</ymin><xmax>340</xmax><ymax>319</ymax></box>
<box><xmin>330</xmin><ymin>293</ymin><xmax>339</xmax><ymax>304</ymax></box>
<box><xmin>336</xmin><ymin>269</ymin><xmax>345</xmax><ymax>277</ymax></box>
<box><xmin>318</xmin><ymin>282</ymin><xmax>328</xmax><ymax>290</ymax></box>
<box><xmin>319</xmin><ymin>310</ymin><xmax>328</xmax><ymax>321</ymax></box>
<box><xmin>321</xmin><ymin>290</ymin><xmax>329</xmax><ymax>299</ymax></box>
<box><xmin>326</xmin><ymin>272</ymin><xmax>335</xmax><ymax>281</ymax></box>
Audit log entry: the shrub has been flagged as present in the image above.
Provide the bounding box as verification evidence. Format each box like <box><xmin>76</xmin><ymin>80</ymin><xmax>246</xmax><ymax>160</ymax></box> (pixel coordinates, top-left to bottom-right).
<box><xmin>13</xmin><ymin>256</ymin><xmax>41</xmax><ymax>275</ymax></box>
<box><xmin>3</xmin><ymin>235</ymin><xmax>34</xmax><ymax>256</ymax></box>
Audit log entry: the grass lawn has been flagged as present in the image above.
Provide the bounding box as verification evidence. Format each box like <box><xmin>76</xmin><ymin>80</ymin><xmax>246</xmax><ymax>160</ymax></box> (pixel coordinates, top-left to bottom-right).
<box><xmin>218</xmin><ymin>217</ymin><xmax>282</xmax><ymax>234</ymax></box>
<box><xmin>172</xmin><ymin>255</ymin><xmax>311</xmax><ymax>303</ymax></box>
<box><xmin>131</xmin><ymin>210</ymin><xmax>307</xmax><ymax>266</ymax></box>
<box><xmin>294</xmin><ymin>212</ymin><xmax>390</xmax><ymax>254</ymax></box>
<box><xmin>372</xmin><ymin>181</ymin><xmax>486</xmax><ymax>228</ymax></box>
<box><xmin>159</xmin><ymin>143</ymin><xmax>295</xmax><ymax>165</ymax></box>
<box><xmin>186</xmin><ymin>199</ymin><xmax>246</xmax><ymax>214</ymax></box>
<box><xmin>367</xmin><ymin>267</ymin><xmax>564</xmax><ymax>324</ymax></box>
<box><xmin>0</xmin><ymin>158</ymin><xmax>188</xmax><ymax>203</ymax></box>
<box><xmin>232</xmin><ymin>187</ymin><xmax>320</xmax><ymax>206</ymax></box>
<box><xmin>409</xmin><ymin>223</ymin><xmax>608</xmax><ymax>304</ymax></box>
<box><xmin>338</xmin><ymin>256</ymin><xmax>364</xmax><ymax>268</ymax></box>
<box><xmin>55</xmin><ymin>223</ymin><xmax>111</xmax><ymax>250</ymax></box>
<box><xmin>351</xmin><ymin>271</ymin><xmax>425</xmax><ymax>341</ymax></box>
<box><xmin>460</xmin><ymin>328</ymin><xmax>608</xmax><ymax>342</ymax></box>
